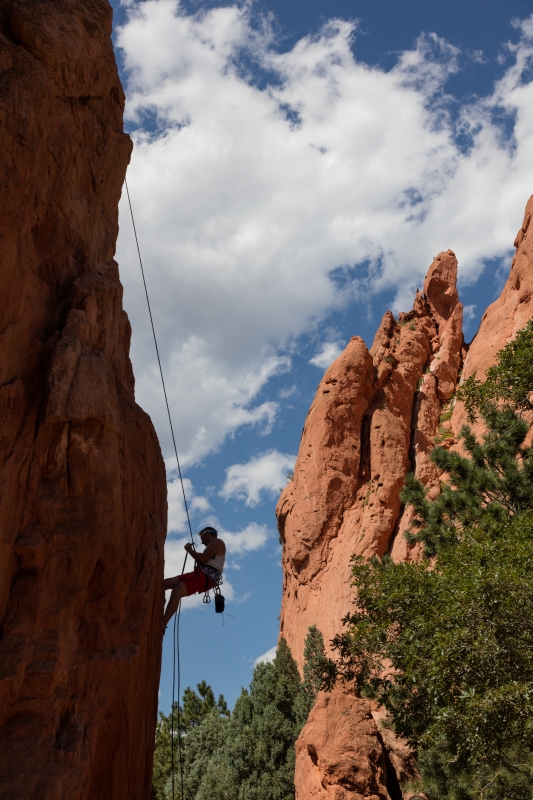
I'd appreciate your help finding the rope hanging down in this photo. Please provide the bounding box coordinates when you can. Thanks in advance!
[125,178,189,800]
[124,179,194,546]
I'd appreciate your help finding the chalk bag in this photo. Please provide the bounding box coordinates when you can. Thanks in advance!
[214,587,225,614]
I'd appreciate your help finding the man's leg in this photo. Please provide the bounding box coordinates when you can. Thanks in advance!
[164,575,183,590]
[163,581,187,627]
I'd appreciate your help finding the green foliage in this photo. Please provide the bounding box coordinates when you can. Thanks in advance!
[333,323,533,798]
[181,680,229,729]
[295,626,336,727]
[154,631,333,800]
[433,427,453,445]
[401,406,533,555]
[456,320,533,421]
[180,707,230,800]
[439,406,454,424]
[334,514,533,768]
[152,682,229,800]
[217,639,303,800]
[152,707,174,799]
[416,741,533,800]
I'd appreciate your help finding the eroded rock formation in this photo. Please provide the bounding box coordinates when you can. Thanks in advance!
[277,250,463,671]
[452,195,533,435]
[278,199,533,798]
[295,686,418,800]
[0,1,166,798]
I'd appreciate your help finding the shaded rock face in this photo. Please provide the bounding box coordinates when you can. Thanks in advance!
[280,197,533,797]
[0,2,167,798]
[296,684,418,800]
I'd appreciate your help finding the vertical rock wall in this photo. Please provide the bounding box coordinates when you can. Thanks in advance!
[278,200,533,797]
[277,250,463,672]
[452,195,533,435]
[0,2,167,798]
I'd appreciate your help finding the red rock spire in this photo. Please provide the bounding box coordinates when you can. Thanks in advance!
[277,248,466,797]
[281,200,533,795]
[0,2,166,797]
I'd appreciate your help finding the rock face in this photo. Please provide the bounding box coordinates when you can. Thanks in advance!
[452,195,533,435]
[277,250,463,672]
[295,685,418,800]
[279,198,533,797]
[0,2,167,798]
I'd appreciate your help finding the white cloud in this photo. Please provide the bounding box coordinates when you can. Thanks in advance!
[220,450,296,506]
[167,475,211,534]
[463,304,477,323]
[254,645,277,666]
[309,341,344,369]
[279,384,297,399]
[221,521,271,554]
[116,3,533,466]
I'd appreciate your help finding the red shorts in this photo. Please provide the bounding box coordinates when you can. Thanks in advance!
[179,568,215,597]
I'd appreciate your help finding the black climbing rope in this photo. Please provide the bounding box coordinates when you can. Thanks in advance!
[125,178,192,800]
[124,179,195,547]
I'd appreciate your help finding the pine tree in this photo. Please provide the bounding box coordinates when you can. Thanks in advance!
[152,682,229,800]
[401,405,533,554]
[456,319,533,420]
[157,638,307,800]
[295,625,336,727]
[219,637,303,800]
[332,322,533,799]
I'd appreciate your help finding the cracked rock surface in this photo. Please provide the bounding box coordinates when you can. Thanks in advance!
[0,1,166,798]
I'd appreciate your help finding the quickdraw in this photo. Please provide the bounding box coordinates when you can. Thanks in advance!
[203,578,225,613]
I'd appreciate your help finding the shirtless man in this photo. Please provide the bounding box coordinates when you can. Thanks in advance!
[163,526,226,627]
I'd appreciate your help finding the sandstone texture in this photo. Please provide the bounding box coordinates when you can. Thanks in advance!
[279,251,463,797]
[277,250,463,671]
[0,2,167,798]
[280,198,533,797]
[452,195,533,435]
[295,684,418,800]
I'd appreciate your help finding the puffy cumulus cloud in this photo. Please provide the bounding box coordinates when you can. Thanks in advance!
[165,520,270,569]
[254,645,277,666]
[309,341,344,369]
[220,521,271,554]
[220,449,296,506]
[116,2,533,466]
[167,476,211,534]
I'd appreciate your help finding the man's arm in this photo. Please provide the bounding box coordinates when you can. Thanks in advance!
[185,539,223,564]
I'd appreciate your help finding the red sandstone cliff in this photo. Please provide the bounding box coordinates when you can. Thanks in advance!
[452,195,533,435]
[277,249,463,672]
[278,197,533,798]
[0,2,167,798]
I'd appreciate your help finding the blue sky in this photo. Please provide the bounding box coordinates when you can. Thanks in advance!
[109,0,533,710]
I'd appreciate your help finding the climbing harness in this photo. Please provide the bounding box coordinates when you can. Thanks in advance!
[202,576,225,613]
[125,178,194,800]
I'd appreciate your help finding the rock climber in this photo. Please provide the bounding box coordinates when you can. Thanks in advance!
[163,526,226,627]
